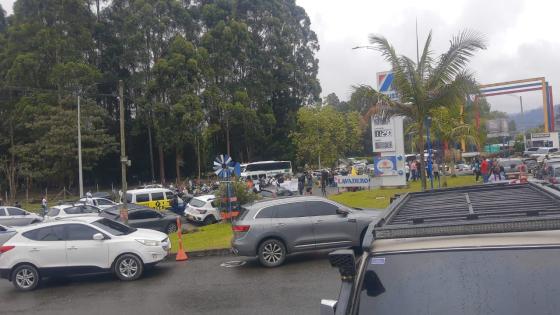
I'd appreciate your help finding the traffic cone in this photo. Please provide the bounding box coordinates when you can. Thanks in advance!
[175,217,188,261]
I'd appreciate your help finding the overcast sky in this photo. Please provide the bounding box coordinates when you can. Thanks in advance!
[2,0,559,114]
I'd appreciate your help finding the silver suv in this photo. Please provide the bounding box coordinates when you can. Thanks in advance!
[231,196,382,267]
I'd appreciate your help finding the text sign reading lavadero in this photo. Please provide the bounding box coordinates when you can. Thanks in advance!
[335,175,371,188]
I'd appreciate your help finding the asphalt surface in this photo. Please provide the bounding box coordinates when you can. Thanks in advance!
[0,252,340,315]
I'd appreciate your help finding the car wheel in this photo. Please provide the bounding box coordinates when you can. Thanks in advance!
[12,264,40,291]
[166,222,178,234]
[203,216,216,225]
[114,254,143,281]
[258,239,286,267]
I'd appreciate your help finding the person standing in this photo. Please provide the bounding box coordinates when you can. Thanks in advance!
[298,173,305,195]
[410,160,417,181]
[481,159,489,183]
[85,191,94,206]
[320,170,328,197]
[405,162,410,182]
[499,163,506,180]
[41,196,48,216]
[473,158,481,182]
[433,163,440,181]
[306,172,313,195]
[493,161,501,181]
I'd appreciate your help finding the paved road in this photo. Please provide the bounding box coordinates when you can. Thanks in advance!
[0,252,340,315]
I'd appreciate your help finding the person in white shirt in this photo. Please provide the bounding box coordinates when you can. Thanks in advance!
[41,196,48,216]
[85,191,94,206]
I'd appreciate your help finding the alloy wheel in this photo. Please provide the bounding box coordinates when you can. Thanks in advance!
[118,258,139,279]
[15,268,36,289]
[262,242,283,264]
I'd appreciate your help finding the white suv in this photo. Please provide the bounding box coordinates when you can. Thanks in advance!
[184,195,219,225]
[44,204,101,222]
[0,217,169,291]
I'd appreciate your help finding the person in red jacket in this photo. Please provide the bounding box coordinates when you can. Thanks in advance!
[480,159,489,183]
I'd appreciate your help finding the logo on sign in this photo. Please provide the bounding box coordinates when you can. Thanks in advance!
[376,159,394,172]
[377,71,398,101]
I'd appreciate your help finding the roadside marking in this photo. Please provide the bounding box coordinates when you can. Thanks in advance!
[220,260,247,268]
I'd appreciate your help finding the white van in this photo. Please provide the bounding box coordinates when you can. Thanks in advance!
[126,188,183,211]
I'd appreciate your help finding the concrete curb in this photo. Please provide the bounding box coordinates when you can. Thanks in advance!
[166,248,232,261]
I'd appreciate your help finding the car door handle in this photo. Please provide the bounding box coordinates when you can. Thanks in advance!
[315,219,324,223]
[347,218,357,223]
[276,223,286,226]
[29,248,40,252]
[67,246,78,250]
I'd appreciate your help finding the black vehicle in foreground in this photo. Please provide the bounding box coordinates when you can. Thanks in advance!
[322,183,560,315]
[100,204,179,234]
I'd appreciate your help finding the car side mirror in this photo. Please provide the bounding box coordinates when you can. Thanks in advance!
[336,208,349,216]
[320,299,337,315]
[93,233,105,241]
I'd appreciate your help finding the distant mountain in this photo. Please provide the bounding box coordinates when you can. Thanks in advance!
[508,105,559,131]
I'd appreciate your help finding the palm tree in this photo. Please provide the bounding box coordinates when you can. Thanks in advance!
[430,106,479,186]
[369,30,486,190]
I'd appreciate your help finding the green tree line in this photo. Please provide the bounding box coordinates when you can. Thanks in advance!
[0,0,321,199]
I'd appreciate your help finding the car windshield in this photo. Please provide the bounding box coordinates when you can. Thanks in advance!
[358,248,560,314]
[91,218,136,236]
[189,198,206,208]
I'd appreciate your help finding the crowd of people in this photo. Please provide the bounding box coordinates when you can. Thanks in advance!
[405,160,441,182]
[472,157,527,183]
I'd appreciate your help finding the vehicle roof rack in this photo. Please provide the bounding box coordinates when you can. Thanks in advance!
[373,183,560,239]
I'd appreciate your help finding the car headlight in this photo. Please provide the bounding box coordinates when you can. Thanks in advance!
[135,239,160,246]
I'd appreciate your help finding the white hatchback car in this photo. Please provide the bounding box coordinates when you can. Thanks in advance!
[0,217,169,291]
[44,204,101,222]
[184,195,219,225]
[78,197,118,210]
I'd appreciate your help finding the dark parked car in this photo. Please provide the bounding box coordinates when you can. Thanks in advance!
[100,204,179,234]
[232,196,382,267]
[322,183,560,315]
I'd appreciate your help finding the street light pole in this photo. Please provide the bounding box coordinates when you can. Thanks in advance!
[77,94,84,197]
[119,80,128,224]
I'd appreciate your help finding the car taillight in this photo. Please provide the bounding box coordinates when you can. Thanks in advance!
[232,225,250,232]
[0,246,15,254]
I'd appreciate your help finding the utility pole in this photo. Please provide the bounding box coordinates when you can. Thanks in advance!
[77,93,84,197]
[520,96,527,152]
[119,80,128,223]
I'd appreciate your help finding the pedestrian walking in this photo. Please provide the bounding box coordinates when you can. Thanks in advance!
[306,173,313,195]
[481,159,489,183]
[41,196,48,216]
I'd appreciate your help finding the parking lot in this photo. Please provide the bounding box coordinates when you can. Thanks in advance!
[0,253,339,315]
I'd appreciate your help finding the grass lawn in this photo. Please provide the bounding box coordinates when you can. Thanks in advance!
[330,175,478,209]
[169,222,233,253]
